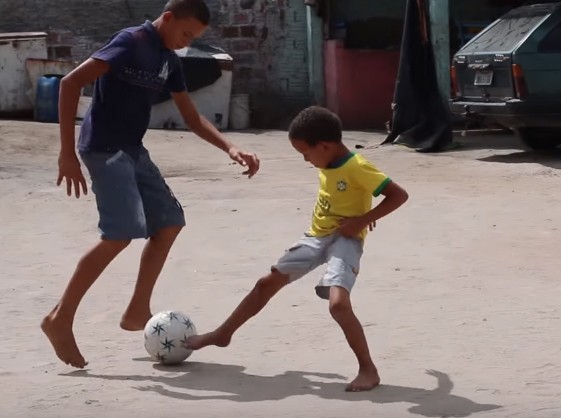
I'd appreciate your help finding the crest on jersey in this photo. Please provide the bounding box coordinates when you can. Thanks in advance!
[337,180,347,192]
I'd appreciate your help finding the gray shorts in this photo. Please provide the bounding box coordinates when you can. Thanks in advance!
[80,147,185,240]
[272,234,364,300]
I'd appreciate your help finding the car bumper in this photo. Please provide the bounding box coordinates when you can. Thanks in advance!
[449,99,561,128]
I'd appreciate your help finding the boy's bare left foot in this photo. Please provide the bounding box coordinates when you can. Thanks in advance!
[41,312,88,369]
[120,309,152,331]
[185,330,231,350]
[346,366,381,392]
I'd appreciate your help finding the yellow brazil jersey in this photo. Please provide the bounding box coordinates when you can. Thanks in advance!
[308,153,391,241]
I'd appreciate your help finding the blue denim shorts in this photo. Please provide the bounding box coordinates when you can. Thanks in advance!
[80,147,185,240]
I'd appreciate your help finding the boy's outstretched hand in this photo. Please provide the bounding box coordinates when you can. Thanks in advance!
[57,152,88,198]
[228,147,260,178]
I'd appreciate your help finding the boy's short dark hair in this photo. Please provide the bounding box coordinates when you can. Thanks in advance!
[164,0,211,25]
[288,106,343,146]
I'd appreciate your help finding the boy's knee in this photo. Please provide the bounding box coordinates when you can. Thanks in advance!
[329,300,352,320]
[168,225,184,235]
[151,225,183,242]
[100,238,131,252]
[329,288,353,320]
[254,271,289,297]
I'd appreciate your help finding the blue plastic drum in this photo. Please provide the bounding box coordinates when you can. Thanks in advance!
[35,75,63,123]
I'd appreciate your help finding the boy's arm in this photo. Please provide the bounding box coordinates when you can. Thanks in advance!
[338,180,408,238]
[171,91,259,178]
[57,58,110,198]
[338,159,409,237]
[361,180,409,224]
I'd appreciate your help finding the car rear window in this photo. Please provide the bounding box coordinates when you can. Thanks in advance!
[461,6,555,53]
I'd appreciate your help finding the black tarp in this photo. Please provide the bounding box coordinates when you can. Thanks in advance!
[382,0,453,153]
[179,42,224,93]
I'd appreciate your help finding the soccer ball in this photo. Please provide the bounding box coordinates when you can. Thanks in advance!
[144,310,197,365]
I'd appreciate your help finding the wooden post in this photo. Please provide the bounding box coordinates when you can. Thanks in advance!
[428,0,450,99]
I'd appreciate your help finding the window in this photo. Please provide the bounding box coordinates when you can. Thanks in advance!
[461,15,547,53]
[538,22,561,53]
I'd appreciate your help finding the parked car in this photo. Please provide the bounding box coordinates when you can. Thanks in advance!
[449,2,561,150]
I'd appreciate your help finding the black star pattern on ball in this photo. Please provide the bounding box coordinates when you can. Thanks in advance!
[182,317,193,329]
[151,323,165,336]
[180,333,189,348]
[168,312,179,322]
[161,337,175,353]
[156,352,167,362]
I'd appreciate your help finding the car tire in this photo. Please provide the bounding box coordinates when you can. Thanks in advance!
[515,128,561,151]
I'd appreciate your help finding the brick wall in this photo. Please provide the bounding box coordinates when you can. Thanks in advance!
[210,0,310,127]
[0,0,310,127]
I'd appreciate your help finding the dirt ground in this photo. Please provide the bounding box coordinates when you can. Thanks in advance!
[0,120,560,418]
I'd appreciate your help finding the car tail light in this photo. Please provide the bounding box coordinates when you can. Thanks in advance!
[450,66,461,98]
[512,64,528,99]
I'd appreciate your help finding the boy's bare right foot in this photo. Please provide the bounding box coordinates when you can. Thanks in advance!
[185,330,231,350]
[120,310,152,332]
[346,366,381,392]
[41,312,87,369]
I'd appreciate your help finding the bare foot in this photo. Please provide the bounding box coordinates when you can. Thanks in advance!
[41,312,88,369]
[345,366,381,392]
[120,309,152,331]
[185,330,231,350]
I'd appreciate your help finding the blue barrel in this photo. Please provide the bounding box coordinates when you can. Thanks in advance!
[35,75,62,123]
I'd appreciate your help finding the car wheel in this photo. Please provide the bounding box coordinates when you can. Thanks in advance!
[516,128,561,151]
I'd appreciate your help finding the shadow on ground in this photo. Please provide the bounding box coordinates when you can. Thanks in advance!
[478,149,561,170]
[449,130,523,152]
[434,130,561,169]
[64,362,501,417]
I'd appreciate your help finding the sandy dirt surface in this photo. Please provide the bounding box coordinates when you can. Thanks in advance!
[0,120,560,418]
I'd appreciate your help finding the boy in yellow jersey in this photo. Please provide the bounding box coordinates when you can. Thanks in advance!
[187,106,409,392]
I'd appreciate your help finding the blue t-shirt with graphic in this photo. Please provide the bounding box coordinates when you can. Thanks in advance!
[78,21,186,154]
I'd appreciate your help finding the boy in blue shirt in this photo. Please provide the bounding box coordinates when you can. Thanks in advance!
[41,0,260,369]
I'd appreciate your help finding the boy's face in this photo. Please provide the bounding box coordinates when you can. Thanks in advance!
[162,12,207,50]
[290,138,334,169]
